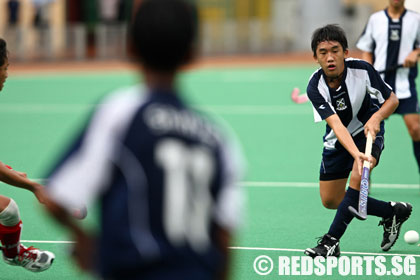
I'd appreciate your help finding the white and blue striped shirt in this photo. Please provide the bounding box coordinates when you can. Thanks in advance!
[357,9,420,99]
[307,59,392,149]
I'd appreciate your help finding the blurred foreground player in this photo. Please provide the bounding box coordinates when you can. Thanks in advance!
[44,0,244,279]
[303,25,412,257]
[0,38,54,272]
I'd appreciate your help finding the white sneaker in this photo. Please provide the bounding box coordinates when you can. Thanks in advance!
[3,244,55,272]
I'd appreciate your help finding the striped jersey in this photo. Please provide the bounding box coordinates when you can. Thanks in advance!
[46,85,244,279]
[357,8,420,99]
[307,58,392,149]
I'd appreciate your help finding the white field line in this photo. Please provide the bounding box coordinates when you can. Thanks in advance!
[18,241,420,258]
[229,246,420,258]
[34,179,417,190]
[196,105,311,115]
[21,240,75,244]
[241,181,419,189]
[0,104,311,115]
[0,104,95,113]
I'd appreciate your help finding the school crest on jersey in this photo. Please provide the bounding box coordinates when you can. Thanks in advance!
[390,29,400,41]
[336,98,347,111]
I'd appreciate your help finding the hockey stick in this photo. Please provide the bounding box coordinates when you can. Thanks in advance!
[348,132,373,220]
[378,64,404,74]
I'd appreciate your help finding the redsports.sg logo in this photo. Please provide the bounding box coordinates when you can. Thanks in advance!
[253,255,416,276]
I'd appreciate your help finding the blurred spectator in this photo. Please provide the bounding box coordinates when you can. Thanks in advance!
[67,0,83,23]
[7,0,20,25]
[32,0,56,27]
[99,0,119,23]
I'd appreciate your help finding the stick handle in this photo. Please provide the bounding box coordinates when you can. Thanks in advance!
[363,132,373,169]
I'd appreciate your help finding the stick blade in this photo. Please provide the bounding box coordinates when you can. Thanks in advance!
[348,205,367,220]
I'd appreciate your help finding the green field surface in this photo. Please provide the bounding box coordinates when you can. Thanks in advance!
[0,64,419,279]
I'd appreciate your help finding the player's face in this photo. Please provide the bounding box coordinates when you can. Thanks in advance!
[389,0,405,9]
[0,58,9,92]
[314,41,348,78]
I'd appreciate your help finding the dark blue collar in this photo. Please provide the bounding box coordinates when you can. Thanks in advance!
[384,8,407,21]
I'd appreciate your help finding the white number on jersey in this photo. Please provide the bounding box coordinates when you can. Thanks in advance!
[156,139,215,252]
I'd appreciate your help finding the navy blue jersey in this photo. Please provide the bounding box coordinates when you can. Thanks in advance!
[307,58,392,150]
[46,85,244,279]
[357,8,420,100]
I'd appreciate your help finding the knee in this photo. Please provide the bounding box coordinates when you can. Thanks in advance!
[0,195,11,212]
[321,198,340,209]
[407,123,420,141]
[0,198,20,226]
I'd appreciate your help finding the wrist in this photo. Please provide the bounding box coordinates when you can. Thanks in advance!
[30,183,43,193]
[350,146,361,160]
[371,112,383,124]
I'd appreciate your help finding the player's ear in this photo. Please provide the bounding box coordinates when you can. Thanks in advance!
[344,49,349,58]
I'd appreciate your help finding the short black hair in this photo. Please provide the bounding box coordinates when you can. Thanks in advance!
[130,0,198,72]
[0,38,7,67]
[311,24,348,56]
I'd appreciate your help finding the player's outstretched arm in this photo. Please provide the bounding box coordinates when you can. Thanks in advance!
[43,196,94,272]
[0,161,47,204]
[364,92,399,138]
[326,114,370,175]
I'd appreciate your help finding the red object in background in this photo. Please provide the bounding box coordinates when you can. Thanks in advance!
[67,0,83,23]
[5,165,12,169]
[291,87,309,104]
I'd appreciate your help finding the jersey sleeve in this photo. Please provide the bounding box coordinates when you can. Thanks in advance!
[46,86,144,212]
[365,62,393,103]
[307,75,336,122]
[357,16,374,52]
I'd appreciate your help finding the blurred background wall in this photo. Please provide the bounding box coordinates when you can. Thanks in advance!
[0,0,418,62]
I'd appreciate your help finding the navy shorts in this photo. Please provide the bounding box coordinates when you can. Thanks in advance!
[319,123,384,181]
[373,87,420,115]
[394,90,420,115]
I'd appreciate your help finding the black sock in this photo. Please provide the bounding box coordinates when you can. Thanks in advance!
[367,196,393,218]
[327,188,358,239]
[327,188,394,239]
[413,141,420,173]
